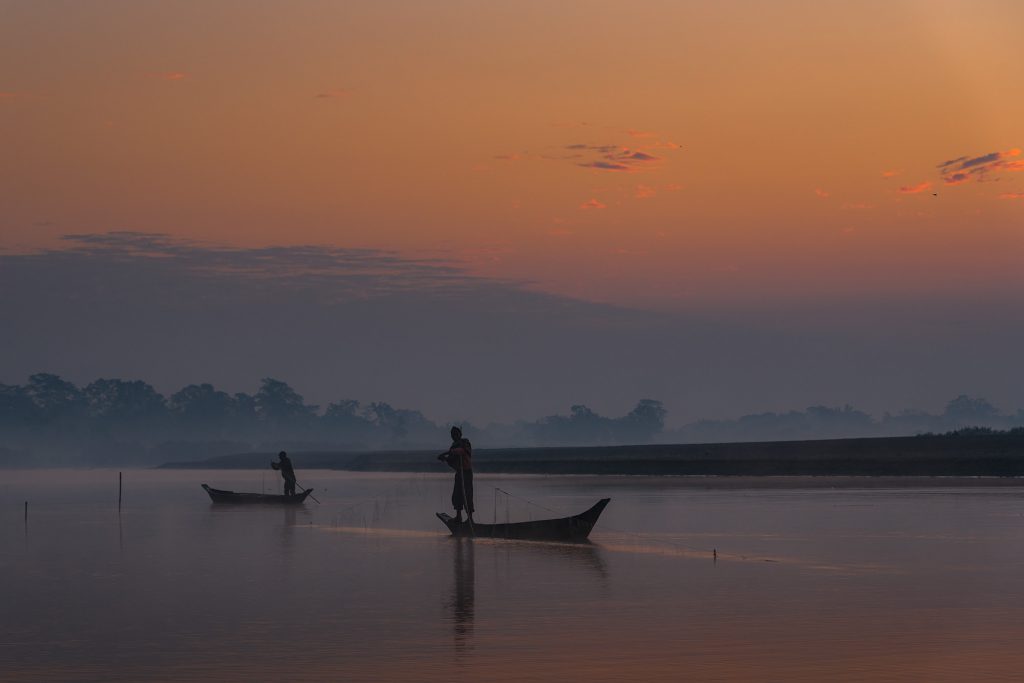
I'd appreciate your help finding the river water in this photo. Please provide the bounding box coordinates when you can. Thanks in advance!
[3,469,1024,681]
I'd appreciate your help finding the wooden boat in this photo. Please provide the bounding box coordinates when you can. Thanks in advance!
[436,498,609,542]
[201,483,313,505]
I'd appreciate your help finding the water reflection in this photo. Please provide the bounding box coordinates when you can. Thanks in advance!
[446,537,475,655]
[533,540,608,581]
[9,471,1024,682]
[282,507,297,552]
[485,538,609,583]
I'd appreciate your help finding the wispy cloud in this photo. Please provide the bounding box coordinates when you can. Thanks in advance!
[881,169,900,179]
[497,129,682,177]
[42,232,488,297]
[898,181,932,194]
[572,145,663,173]
[937,148,1022,185]
[634,185,656,199]
[999,192,1024,200]
[815,188,830,199]
[578,160,633,172]
[579,198,607,210]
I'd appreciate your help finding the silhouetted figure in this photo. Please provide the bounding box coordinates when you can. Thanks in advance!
[438,426,473,523]
[271,450,297,496]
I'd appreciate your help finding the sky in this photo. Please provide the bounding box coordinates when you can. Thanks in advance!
[1,1,1022,425]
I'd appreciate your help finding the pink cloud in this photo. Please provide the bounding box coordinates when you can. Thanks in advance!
[815,188,830,198]
[584,162,631,171]
[899,181,932,194]
[938,147,1022,184]
[634,185,656,199]
[573,146,663,173]
[504,129,682,178]
[579,198,607,210]
[998,192,1024,200]
[881,169,900,178]
[566,130,680,173]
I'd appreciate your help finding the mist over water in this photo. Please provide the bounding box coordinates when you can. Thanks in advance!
[5,470,1024,681]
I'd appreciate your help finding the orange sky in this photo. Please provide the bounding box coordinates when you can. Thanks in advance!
[2,0,1022,310]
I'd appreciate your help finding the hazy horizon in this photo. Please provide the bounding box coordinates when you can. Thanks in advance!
[4,1,1024,428]
[2,232,1023,428]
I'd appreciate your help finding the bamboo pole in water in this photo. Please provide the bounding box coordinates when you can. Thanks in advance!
[118,472,122,512]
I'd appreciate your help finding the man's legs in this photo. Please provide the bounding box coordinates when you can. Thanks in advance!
[452,474,464,522]
[463,470,474,522]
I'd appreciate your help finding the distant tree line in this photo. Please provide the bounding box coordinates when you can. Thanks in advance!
[663,395,1024,444]
[1,373,1022,466]
[0,374,666,466]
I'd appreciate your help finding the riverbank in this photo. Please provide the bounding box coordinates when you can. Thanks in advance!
[159,433,1024,477]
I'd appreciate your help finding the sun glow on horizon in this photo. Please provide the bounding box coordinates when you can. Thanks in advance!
[1,0,1022,310]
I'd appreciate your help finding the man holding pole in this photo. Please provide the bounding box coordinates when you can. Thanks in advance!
[438,426,474,524]
[271,450,297,496]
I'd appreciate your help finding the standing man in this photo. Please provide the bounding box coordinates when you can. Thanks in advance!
[438,426,473,523]
[271,450,297,496]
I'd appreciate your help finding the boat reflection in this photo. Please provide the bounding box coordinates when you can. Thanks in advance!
[444,537,609,658]
[447,537,475,654]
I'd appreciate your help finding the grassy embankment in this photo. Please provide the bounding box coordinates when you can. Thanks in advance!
[161,433,1024,477]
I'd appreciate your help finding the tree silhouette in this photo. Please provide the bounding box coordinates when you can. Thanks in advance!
[944,394,999,426]
[26,373,85,422]
[0,383,36,426]
[170,383,237,435]
[255,378,317,431]
[84,379,166,421]
[614,399,666,442]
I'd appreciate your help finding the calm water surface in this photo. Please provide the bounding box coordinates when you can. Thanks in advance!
[3,469,1024,681]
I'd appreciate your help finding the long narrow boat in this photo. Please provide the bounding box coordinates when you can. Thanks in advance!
[436,498,610,542]
[201,483,313,505]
